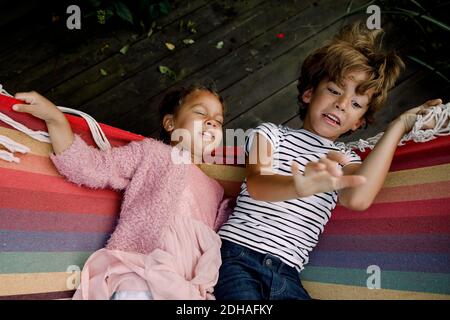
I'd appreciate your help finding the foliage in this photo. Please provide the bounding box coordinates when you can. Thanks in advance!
[85,0,173,32]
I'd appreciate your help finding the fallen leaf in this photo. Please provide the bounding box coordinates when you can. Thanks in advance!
[158,65,176,79]
[119,44,130,55]
[187,20,197,34]
[165,42,175,51]
[216,41,224,49]
[183,39,195,45]
[100,43,110,53]
[100,68,108,76]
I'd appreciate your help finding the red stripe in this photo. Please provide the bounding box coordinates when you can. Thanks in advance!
[315,235,450,253]
[373,181,450,204]
[0,208,116,233]
[333,198,450,220]
[324,215,450,235]
[0,94,144,147]
[0,153,59,176]
[0,290,75,300]
[0,167,120,200]
[357,135,450,171]
[0,187,121,216]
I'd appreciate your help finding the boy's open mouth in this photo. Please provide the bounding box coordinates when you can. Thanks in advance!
[322,113,341,126]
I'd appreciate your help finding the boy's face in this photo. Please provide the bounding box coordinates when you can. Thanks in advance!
[302,70,372,141]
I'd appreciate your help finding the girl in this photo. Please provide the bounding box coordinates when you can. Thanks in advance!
[12,85,232,300]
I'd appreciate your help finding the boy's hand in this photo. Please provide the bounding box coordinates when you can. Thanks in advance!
[291,151,366,198]
[396,98,442,133]
[12,91,65,124]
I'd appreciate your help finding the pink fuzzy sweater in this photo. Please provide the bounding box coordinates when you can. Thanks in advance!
[50,135,231,254]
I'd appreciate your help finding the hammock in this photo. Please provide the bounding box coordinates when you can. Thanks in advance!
[0,92,449,300]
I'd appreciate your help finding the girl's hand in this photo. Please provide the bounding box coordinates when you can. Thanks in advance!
[291,151,366,198]
[12,91,65,124]
[395,98,443,133]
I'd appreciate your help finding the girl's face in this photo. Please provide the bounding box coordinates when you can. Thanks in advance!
[302,70,372,141]
[163,90,224,160]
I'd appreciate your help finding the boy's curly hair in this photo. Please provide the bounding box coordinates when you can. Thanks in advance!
[158,84,225,144]
[297,22,405,126]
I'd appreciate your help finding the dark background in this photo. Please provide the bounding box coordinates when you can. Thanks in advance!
[1,0,449,144]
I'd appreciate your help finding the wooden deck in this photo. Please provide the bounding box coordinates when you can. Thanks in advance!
[1,0,449,144]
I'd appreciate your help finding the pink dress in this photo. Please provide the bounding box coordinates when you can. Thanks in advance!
[72,164,226,300]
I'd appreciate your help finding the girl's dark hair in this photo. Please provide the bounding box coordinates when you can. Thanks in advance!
[158,84,225,144]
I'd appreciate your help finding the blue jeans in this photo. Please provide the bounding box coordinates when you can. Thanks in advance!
[214,240,311,300]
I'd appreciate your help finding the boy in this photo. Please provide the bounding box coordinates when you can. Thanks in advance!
[215,22,441,300]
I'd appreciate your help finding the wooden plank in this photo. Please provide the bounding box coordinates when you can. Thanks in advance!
[226,81,299,132]
[223,21,420,134]
[115,0,365,137]
[69,0,311,131]
[43,0,268,107]
[2,0,210,93]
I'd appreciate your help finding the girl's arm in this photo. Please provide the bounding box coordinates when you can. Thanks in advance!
[246,133,366,202]
[12,91,148,190]
[338,98,444,211]
[13,91,74,154]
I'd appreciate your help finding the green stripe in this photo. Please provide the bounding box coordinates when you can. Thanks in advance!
[301,266,450,295]
[0,252,92,273]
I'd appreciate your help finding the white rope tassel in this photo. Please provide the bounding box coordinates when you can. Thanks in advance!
[57,107,111,151]
[0,150,20,163]
[0,135,30,154]
[0,135,30,163]
[341,103,450,152]
[0,84,13,97]
[402,104,450,144]
[0,84,112,163]
[0,111,51,143]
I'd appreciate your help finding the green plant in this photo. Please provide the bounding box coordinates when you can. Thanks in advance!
[85,0,173,32]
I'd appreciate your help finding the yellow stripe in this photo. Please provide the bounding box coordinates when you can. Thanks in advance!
[2,272,449,299]
[373,180,450,204]
[1,124,449,187]
[303,281,450,300]
[384,163,450,188]
[198,163,450,186]
[197,163,246,182]
[0,126,52,156]
[0,272,79,296]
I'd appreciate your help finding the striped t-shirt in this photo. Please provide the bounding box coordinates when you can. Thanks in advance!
[218,123,362,271]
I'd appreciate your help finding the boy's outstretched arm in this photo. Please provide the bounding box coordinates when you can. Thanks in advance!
[246,133,366,202]
[338,98,443,211]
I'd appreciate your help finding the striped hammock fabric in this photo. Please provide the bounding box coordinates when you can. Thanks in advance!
[0,93,449,299]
